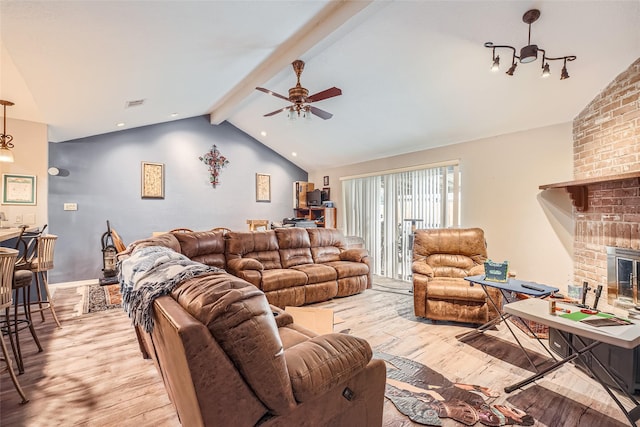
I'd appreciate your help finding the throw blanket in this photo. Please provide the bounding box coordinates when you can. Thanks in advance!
[119,246,221,333]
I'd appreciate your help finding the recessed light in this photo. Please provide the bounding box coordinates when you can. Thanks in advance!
[170,112,179,117]
[116,122,125,127]
[260,131,267,137]
[292,152,297,157]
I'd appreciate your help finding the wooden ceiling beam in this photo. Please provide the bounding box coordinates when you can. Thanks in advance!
[209,0,372,125]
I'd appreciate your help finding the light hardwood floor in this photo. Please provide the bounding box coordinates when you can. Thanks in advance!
[0,277,636,426]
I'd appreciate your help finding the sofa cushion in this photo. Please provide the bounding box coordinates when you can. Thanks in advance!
[276,228,314,268]
[307,228,345,263]
[261,269,308,292]
[279,323,318,349]
[323,260,369,279]
[174,230,226,269]
[426,277,491,302]
[172,272,297,415]
[291,263,337,284]
[227,230,282,269]
[284,333,372,402]
[426,254,476,278]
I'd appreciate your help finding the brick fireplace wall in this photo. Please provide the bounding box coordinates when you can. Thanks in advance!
[572,57,640,307]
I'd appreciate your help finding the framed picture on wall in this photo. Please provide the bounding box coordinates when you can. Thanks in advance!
[141,162,165,199]
[323,175,329,186]
[2,174,36,205]
[256,173,271,202]
[323,187,331,201]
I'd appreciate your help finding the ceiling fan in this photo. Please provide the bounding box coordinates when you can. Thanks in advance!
[256,59,342,120]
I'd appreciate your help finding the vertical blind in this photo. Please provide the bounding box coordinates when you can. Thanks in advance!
[342,163,459,280]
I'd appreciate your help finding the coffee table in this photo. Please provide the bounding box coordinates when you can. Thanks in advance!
[460,275,559,371]
[504,298,640,426]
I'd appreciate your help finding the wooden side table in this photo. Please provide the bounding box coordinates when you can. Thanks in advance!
[246,219,269,231]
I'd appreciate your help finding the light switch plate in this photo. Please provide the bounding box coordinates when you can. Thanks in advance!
[64,203,78,211]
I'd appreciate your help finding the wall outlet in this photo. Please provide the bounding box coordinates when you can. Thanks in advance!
[15,214,22,224]
[64,203,78,211]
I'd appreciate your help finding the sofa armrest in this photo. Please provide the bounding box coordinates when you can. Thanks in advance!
[271,305,294,328]
[284,333,373,403]
[227,257,264,271]
[412,261,434,277]
[339,248,368,262]
[468,264,485,276]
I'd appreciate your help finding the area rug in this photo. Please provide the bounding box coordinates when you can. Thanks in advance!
[83,284,122,313]
[376,352,534,426]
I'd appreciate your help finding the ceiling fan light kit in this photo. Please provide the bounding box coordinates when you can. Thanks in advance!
[485,9,576,80]
[256,59,342,120]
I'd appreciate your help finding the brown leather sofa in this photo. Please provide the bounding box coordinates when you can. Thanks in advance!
[411,228,502,324]
[225,227,371,307]
[123,234,386,427]
[134,227,370,308]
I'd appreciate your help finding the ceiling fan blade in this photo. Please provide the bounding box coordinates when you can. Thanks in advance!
[263,107,288,117]
[256,87,290,102]
[309,106,333,120]
[307,87,342,103]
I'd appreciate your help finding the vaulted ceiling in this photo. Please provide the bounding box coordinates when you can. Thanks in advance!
[2,1,639,172]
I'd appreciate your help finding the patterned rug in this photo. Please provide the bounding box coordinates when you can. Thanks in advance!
[83,284,122,313]
[376,352,534,426]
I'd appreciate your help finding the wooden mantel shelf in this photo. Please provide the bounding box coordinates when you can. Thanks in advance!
[539,171,640,211]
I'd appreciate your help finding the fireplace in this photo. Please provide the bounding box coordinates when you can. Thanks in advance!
[606,246,640,307]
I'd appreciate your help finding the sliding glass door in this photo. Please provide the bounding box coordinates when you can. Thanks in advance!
[342,162,460,281]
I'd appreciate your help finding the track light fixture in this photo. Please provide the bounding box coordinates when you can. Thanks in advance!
[485,9,576,80]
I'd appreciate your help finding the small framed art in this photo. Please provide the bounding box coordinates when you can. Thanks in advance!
[2,174,36,205]
[323,175,329,186]
[141,162,165,199]
[256,173,271,202]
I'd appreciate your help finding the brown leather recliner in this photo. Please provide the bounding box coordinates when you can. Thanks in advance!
[412,228,501,324]
[120,232,386,427]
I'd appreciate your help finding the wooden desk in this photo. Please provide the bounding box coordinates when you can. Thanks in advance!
[504,298,640,426]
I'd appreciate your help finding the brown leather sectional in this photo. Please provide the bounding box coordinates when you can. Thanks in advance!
[121,229,386,426]
[159,227,371,307]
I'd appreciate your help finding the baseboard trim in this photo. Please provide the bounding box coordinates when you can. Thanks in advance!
[50,279,100,289]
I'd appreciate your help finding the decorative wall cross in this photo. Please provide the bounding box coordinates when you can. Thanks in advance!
[199,144,229,188]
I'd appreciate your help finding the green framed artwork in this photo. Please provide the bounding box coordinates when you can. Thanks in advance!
[2,174,37,205]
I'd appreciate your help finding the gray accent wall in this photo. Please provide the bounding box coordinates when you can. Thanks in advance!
[48,116,307,283]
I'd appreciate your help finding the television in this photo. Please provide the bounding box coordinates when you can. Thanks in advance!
[306,189,322,207]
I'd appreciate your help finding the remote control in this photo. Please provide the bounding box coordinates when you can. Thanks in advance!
[521,283,545,292]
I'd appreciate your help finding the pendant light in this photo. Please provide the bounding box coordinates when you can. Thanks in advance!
[0,100,15,163]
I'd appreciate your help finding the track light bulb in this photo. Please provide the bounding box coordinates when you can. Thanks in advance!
[491,55,500,72]
[560,65,570,80]
[542,63,550,78]
[506,63,517,76]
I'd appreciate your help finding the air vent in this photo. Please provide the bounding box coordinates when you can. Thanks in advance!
[125,99,145,108]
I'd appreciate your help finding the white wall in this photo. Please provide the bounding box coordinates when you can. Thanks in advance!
[310,122,575,287]
[0,117,48,228]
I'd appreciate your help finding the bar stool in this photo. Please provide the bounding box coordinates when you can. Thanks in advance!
[0,247,29,403]
[28,235,61,328]
[5,269,43,374]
